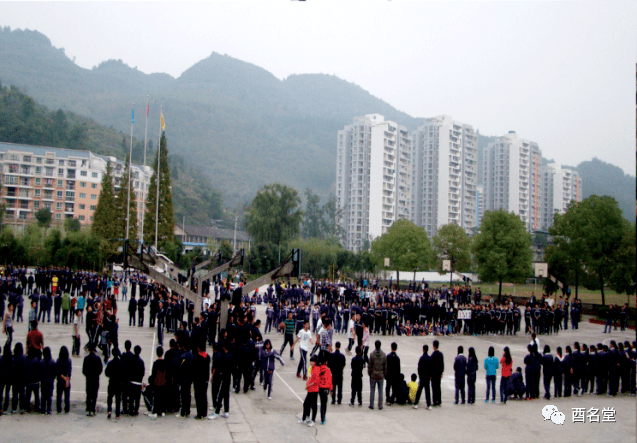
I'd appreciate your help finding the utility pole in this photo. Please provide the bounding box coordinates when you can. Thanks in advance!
[233,215,238,253]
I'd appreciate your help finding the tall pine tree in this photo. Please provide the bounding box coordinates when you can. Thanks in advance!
[113,154,138,242]
[91,160,117,254]
[143,133,175,250]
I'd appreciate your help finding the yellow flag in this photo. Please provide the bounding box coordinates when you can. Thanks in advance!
[160,110,166,131]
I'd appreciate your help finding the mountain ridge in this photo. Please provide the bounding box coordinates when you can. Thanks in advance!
[0,27,633,220]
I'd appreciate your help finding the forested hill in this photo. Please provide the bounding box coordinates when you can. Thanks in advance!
[0,84,224,226]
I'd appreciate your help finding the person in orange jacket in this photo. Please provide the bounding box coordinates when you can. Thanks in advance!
[317,355,333,425]
[299,355,320,427]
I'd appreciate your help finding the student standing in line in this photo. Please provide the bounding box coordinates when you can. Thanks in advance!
[453,346,467,405]
[413,344,432,410]
[368,340,387,410]
[208,341,233,420]
[484,346,499,403]
[55,346,71,413]
[499,347,512,404]
[317,356,333,425]
[11,342,26,414]
[148,346,168,419]
[328,341,346,405]
[540,345,554,400]
[553,346,565,398]
[40,346,56,415]
[349,346,364,407]
[299,355,319,427]
[193,342,211,420]
[466,347,478,404]
[430,340,444,407]
[82,343,103,417]
[105,348,124,419]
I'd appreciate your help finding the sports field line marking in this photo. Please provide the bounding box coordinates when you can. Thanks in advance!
[274,370,303,404]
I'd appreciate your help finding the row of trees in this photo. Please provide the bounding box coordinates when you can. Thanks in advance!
[243,182,634,304]
[0,224,107,270]
[546,195,635,305]
[91,132,176,260]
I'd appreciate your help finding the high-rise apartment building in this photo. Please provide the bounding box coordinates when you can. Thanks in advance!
[336,114,412,251]
[482,131,543,230]
[411,115,478,238]
[0,142,151,232]
[540,163,582,230]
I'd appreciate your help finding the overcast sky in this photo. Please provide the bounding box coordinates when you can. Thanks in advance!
[1,1,635,175]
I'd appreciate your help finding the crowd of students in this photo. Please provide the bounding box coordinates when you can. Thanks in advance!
[1,265,635,423]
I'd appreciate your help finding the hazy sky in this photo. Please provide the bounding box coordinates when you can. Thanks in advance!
[1,1,635,175]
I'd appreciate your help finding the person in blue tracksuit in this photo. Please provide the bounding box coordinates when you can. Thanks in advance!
[540,345,554,400]
[260,339,285,399]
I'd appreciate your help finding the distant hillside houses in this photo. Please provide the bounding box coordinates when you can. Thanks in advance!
[174,224,251,254]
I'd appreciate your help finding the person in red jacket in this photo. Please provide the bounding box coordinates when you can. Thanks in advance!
[299,355,320,427]
[318,355,333,425]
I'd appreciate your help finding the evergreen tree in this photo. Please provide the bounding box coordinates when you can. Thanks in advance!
[91,160,118,254]
[143,133,175,250]
[113,154,138,242]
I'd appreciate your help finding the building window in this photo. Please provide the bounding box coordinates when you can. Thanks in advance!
[78,215,85,221]
[80,170,87,177]
[90,205,96,210]
[91,194,97,200]
[56,213,62,220]
[56,202,63,210]
[57,191,63,199]
[35,177,41,185]
[57,179,63,186]
[79,204,85,210]
[91,183,97,189]
[92,172,98,178]
[33,201,40,209]
[80,182,86,188]
[79,193,86,199]
[34,189,41,197]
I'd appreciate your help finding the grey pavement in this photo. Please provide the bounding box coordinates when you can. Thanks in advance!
[1,300,635,443]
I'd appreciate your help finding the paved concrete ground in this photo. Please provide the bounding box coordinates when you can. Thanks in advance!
[1,300,634,443]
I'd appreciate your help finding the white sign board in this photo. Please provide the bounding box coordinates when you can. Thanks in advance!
[458,310,472,320]
[442,260,451,272]
[384,257,390,267]
[534,263,548,278]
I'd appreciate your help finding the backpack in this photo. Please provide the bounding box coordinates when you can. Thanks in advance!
[154,369,167,387]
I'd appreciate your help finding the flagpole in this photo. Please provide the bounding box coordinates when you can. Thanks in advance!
[141,95,149,246]
[154,106,162,251]
[126,105,134,242]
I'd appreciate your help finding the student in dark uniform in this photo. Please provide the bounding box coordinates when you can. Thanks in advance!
[349,346,364,407]
[453,346,467,405]
[328,342,346,405]
[193,342,210,419]
[540,345,554,400]
[466,347,478,404]
[82,343,103,416]
[105,348,124,419]
[430,340,444,407]
[128,296,137,327]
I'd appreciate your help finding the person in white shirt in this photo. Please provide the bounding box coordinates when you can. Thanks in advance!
[292,321,313,380]
[346,316,355,354]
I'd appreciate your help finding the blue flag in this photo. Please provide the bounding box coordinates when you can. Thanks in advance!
[132,109,135,124]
